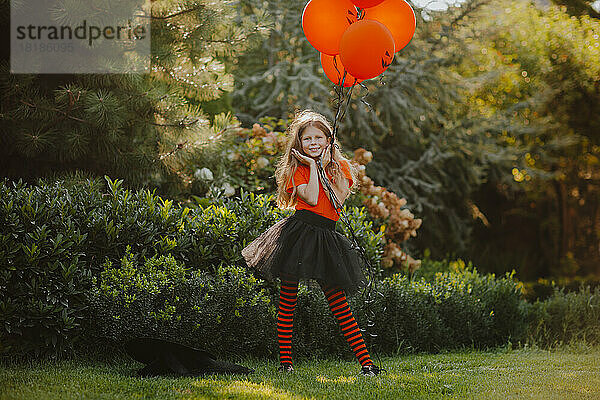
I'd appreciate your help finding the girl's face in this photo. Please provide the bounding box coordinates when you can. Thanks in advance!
[300,125,330,159]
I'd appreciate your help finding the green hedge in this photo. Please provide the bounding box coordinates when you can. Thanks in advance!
[525,285,600,347]
[0,177,383,358]
[85,248,275,358]
[1,177,597,360]
[84,250,528,360]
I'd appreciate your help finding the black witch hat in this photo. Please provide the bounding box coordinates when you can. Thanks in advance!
[123,337,254,377]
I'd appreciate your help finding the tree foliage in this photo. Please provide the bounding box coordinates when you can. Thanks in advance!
[453,0,600,278]
[231,0,521,261]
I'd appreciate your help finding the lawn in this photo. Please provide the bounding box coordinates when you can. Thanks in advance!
[1,346,599,400]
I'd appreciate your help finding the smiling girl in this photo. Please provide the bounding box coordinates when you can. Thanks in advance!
[242,110,381,376]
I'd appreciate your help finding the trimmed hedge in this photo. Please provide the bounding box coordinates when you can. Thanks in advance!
[86,249,275,358]
[0,177,383,358]
[1,177,596,360]
[84,250,528,360]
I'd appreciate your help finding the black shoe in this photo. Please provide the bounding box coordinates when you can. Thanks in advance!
[278,364,294,373]
[360,364,381,376]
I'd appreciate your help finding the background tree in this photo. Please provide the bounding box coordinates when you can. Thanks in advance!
[550,0,600,18]
[231,0,524,263]
[453,0,600,279]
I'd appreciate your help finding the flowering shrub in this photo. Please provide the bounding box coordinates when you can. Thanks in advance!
[226,118,289,194]
[353,148,423,273]
[187,117,288,198]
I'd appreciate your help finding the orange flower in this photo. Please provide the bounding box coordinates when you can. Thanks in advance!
[252,123,267,137]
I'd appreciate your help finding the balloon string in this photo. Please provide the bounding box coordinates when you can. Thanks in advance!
[315,158,387,374]
[357,81,373,112]
[332,55,343,84]
[321,76,386,374]
[331,76,355,143]
[357,8,365,20]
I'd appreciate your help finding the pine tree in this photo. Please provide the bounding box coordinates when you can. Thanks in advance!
[233,0,330,125]
[0,0,269,191]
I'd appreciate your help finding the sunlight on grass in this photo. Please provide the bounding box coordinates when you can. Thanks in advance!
[1,347,599,400]
[191,379,304,400]
[315,375,356,384]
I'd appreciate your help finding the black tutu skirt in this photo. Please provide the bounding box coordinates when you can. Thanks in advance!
[241,209,367,295]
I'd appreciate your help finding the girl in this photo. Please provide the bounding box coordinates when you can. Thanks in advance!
[242,110,381,376]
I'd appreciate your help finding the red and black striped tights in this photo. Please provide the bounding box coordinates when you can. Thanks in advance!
[277,279,374,367]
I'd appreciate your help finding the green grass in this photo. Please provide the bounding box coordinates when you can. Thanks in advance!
[1,346,599,400]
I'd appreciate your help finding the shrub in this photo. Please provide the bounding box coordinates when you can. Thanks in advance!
[361,275,452,354]
[82,251,528,360]
[403,258,528,347]
[435,260,528,346]
[363,266,526,353]
[282,260,527,357]
[521,276,600,302]
[0,180,93,359]
[85,249,275,359]
[0,177,382,274]
[410,251,460,281]
[0,177,385,359]
[525,285,600,347]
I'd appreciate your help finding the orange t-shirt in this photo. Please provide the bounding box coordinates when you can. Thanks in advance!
[285,159,354,221]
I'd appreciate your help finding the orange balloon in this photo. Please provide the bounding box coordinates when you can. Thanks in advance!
[350,0,385,8]
[302,0,359,55]
[320,53,362,87]
[339,20,395,80]
[363,0,416,52]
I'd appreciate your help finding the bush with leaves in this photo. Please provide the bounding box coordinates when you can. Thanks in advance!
[0,177,384,358]
[434,262,527,347]
[86,249,275,359]
[274,258,527,358]
[521,276,600,302]
[525,285,600,348]
[365,264,527,353]
[0,175,385,274]
[0,179,94,358]
[85,251,528,360]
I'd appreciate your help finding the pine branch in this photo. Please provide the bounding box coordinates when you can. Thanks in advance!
[146,5,205,20]
[19,100,89,124]
[198,22,271,45]
[150,118,200,127]
[156,125,236,161]
[159,140,190,160]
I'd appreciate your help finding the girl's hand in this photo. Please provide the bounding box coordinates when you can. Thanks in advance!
[292,148,316,167]
[320,144,332,167]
